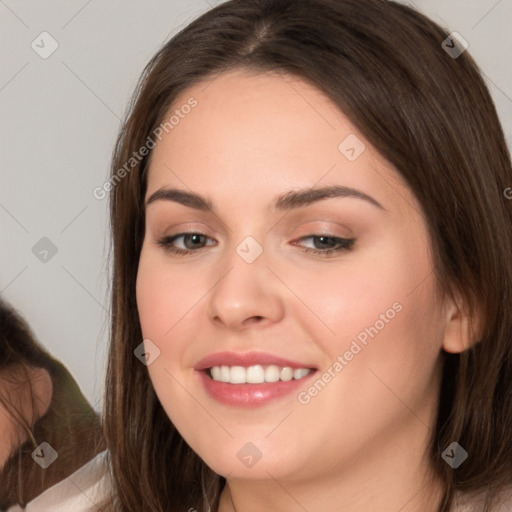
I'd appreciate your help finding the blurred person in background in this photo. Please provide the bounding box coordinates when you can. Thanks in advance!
[0,298,106,510]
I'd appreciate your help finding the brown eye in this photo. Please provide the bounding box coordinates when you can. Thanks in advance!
[293,235,355,255]
[156,232,216,255]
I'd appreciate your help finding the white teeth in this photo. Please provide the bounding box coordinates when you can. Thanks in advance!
[280,367,294,381]
[246,365,265,383]
[293,368,311,380]
[208,365,313,384]
[264,365,280,382]
[220,365,230,383]
[230,366,246,384]
[211,366,221,381]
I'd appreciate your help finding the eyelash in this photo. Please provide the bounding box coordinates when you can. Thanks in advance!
[156,232,355,257]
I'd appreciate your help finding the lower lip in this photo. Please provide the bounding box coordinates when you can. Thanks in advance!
[197,370,317,407]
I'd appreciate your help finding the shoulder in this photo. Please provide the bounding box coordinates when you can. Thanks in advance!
[6,450,111,512]
[452,486,512,512]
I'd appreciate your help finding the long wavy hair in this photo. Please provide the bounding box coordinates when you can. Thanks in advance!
[101,0,512,510]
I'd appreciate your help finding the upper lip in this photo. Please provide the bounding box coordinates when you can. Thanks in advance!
[194,351,317,371]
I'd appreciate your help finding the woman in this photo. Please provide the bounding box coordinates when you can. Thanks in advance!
[0,299,106,510]
[97,0,511,510]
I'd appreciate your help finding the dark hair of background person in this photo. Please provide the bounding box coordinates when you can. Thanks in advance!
[0,299,106,508]
[99,0,512,510]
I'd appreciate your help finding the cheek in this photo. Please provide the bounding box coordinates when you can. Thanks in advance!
[135,250,198,420]
[280,236,440,351]
[135,246,216,415]
[288,277,443,464]
[136,247,201,344]
[289,235,443,400]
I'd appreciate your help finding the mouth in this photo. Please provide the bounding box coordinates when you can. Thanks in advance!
[204,364,315,384]
[194,351,318,406]
[196,360,318,407]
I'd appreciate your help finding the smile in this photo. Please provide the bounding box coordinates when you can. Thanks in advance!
[209,364,313,384]
[197,367,317,408]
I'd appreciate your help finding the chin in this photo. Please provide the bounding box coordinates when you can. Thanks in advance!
[194,438,305,481]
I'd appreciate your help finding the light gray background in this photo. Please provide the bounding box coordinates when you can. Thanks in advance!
[1,0,511,412]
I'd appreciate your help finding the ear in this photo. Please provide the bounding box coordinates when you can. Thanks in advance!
[442,291,483,354]
[27,367,53,422]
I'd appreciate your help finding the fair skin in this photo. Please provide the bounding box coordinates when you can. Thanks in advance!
[0,366,53,470]
[136,69,474,512]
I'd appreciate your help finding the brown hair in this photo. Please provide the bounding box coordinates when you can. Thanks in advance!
[102,0,512,510]
[0,299,106,508]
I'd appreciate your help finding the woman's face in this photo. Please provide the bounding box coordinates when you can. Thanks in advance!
[136,69,453,483]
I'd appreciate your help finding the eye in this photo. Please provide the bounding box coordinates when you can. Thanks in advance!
[156,232,355,257]
[156,232,216,255]
[293,235,355,256]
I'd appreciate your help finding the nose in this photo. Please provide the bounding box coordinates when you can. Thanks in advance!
[207,250,285,331]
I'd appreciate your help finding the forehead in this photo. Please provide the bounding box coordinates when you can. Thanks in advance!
[153,68,354,163]
[146,69,416,216]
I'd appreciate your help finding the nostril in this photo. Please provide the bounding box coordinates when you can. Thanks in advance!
[247,315,264,323]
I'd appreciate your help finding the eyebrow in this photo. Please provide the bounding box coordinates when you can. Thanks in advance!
[145,185,386,212]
